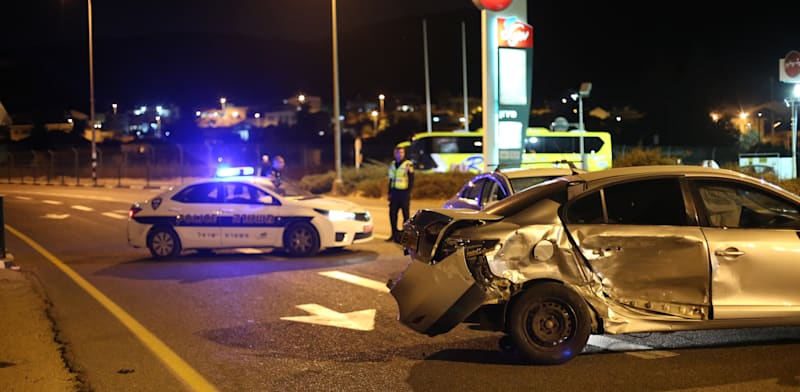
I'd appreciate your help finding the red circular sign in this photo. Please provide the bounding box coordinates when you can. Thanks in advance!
[785,50,800,78]
[472,0,513,12]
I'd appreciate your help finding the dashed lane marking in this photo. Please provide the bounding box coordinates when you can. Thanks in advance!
[72,205,94,211]
[102,212,128,220]
[319,270,390,293]
[14,196,32,200]
[42,200,63,205]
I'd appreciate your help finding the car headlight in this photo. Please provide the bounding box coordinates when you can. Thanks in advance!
[315,208,357,221]
[439,237,500,259]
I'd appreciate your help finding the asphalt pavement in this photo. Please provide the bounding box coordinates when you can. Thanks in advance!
[0,179,446,391]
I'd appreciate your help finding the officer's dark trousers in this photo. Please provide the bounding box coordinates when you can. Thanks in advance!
[389,190,411,241]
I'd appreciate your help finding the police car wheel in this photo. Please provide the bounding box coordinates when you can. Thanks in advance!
[284,222,320,257]
[147,226,182,259]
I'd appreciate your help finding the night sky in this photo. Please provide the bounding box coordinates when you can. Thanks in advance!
[2,1,798,142]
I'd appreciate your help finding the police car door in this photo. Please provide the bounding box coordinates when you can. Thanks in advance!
[170,181,224,249]
[219,182,282,248]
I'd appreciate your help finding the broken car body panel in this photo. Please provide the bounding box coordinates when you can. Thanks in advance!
[389,166,800,359]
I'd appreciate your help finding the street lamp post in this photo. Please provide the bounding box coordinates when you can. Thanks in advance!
[572,82,592,171]
[792,84,800,179]
[378,94,385,115]
[88,0,97,186]
[331,0,343,190]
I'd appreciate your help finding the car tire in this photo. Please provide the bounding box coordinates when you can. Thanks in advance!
[147,226,182,259]
[507,282,591,365]
[283,222,320,257]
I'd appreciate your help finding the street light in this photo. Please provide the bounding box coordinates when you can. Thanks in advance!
[331,0,343,190]
[570,82,592,171]
[791,83,800,178]
[371,110,379,130]
[88,0,97,186]
[378,94,385,115]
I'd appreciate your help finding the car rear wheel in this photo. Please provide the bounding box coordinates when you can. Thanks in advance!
[284,222,320,257]
[507,282,591,365]
[147,226,182,259]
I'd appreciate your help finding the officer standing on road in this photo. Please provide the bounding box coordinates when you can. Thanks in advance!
[258,154,271,177]
[269,155,285,185]
[387,146,414,242]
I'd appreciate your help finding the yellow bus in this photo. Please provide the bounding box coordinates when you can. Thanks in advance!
[398,128,612,173]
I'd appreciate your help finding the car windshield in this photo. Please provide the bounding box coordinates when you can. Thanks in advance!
[263,178,318,199]
[509,176,561,193]
[484,177,568,217]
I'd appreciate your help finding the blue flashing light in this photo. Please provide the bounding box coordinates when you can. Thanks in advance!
[216,166,255,177]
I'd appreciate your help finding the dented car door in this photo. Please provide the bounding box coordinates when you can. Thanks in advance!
[564,177,711,319]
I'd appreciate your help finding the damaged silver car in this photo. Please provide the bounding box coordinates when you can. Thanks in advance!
[388,165,800,364]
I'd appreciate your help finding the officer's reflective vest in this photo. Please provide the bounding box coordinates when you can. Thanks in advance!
[389,160,413,190]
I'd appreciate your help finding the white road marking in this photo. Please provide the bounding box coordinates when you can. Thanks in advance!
[71,205,94,211]
[42,200,63,205]
[588,335,654,351]
[102,212,128,220]
[43,213,70,219]
[281,304,376,331]
[15,196,32,200]
[626,350,679,359]
[588,334,678,359]
[235,248,265,254]
[319,270,390,293]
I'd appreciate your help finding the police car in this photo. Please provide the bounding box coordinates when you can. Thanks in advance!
[127,168,373,258]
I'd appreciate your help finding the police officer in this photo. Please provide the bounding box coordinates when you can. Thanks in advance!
[387,146,414,242]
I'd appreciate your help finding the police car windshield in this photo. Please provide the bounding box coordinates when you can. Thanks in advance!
[264,179,318,199]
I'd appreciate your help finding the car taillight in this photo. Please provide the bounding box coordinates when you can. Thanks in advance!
[129,205,142,219]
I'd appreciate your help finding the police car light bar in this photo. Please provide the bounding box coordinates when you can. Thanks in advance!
[216,166,255,177]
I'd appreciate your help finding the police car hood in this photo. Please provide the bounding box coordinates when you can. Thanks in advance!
[287,196,365,212]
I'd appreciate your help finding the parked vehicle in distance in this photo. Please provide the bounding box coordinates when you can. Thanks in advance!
[390,165,800,364]
[443,166,579,210]
[128,169,373,258]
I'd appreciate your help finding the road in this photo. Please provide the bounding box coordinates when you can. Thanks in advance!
[1,184,800,391]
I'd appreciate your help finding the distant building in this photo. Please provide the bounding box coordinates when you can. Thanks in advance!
[195,95,322,130]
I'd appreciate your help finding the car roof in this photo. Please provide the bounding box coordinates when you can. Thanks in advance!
[563,165,800,198]
[566,165,747,183]
[499,167,575,179]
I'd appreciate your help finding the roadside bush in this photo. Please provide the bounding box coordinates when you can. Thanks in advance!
[411,172,474,199]
[614,147,678,167]
[298,160,390,195]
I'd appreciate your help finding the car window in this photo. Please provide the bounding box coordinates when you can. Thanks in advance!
[461,178,485,201]
[480,179,504,206]
[484,178,568,217]
[565,178,687,225]
[509,176,558,193]
[172,183,221,203]
[565,191,604,224]
[604,178,687,225]
[691,180,800,229]
[223,183,271,204]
